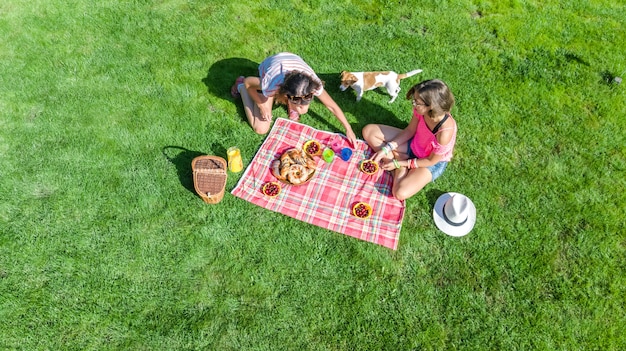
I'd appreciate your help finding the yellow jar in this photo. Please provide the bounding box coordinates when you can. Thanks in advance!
[227,147,243,173]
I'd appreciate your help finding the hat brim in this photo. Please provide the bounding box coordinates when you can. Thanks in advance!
[433,192,476,237]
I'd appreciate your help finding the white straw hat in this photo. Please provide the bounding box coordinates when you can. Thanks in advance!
[433,192,476,237]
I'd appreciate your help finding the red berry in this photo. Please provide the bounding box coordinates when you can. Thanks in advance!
[354,203,371,218]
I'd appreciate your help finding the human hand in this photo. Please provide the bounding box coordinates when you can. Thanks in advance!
[345,129,358,148]
[370,151,386,164]
[380,159,400,171]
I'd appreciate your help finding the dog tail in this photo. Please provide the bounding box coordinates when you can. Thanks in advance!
[398,69,423,80]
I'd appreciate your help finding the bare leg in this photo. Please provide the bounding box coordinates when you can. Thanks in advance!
[363,123,431,200]
[392,167,432,200]
[362,124,403,151]
[362,124,411,160]
[239,85,272,135]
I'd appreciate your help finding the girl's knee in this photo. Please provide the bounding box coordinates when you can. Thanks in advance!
[362,124,376,141]
[253,125,270,135]
[393,188,412,201]
[393,173,430,200]
[362,123,374,134]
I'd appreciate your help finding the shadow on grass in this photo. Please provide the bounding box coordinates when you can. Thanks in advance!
[202,57,259,101]
[425,188,446,210]
[600,70,623,86]
[202,57,259,123]
[201,58,405,136]
[317,73,404,130]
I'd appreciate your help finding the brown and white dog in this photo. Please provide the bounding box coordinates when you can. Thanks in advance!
[339,69,423,103]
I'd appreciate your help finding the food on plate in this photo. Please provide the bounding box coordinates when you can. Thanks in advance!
[359,159,379,175]
[286,164,310,184]
[262,181,281,197]
[271,148,316,185]
[352,202,373,219]
[303,140,322,156]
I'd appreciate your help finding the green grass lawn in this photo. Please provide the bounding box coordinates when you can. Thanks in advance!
[1,0,625,349]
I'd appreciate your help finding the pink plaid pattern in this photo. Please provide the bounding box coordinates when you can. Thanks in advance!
[231,118,406,250]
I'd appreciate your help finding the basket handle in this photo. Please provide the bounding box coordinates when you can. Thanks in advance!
[193,169,226,175]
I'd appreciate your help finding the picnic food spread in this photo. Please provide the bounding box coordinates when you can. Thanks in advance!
[271,148,317,185]
[359,159,379,175]
[232,118,405,250]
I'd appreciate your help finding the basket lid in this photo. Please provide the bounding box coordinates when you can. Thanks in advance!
[192,155,227,203]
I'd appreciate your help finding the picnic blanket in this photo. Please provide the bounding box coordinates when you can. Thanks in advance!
[231,118,405,250]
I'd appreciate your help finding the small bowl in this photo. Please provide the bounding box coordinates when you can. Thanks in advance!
[352,202,373,219]
[303,140,322,157]
[262,181,282,197]
[359,160,379,175]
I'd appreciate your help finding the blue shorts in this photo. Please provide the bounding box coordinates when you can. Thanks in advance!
[407,141,448,182]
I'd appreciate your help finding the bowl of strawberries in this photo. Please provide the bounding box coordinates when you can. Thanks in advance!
[303,140,322,157]
[352,202,373,219]
[359,159,379,175]
[261,181,282,197]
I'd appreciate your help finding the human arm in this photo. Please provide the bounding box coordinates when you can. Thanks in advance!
[243,77,274,121]
[380,153,444,171]
[370,116,419,164]
[380,126,454,171]
[316,90,357,147]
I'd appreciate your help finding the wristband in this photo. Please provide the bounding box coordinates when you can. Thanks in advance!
[392,159,400,169]
[408,159,419,169]
[381,144,392,155]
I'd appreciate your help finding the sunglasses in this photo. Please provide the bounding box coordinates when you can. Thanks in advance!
[287,93,314,105]
[412,99,428,107]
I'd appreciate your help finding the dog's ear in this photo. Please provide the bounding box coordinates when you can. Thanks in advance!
[346,73,358,85]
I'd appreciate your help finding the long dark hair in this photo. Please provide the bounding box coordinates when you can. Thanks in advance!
[278,71,322,98]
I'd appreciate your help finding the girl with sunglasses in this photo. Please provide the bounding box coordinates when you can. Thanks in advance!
[232,52,357,146]
[362,79,458,200]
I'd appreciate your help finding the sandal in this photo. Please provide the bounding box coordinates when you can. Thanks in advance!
[230,76,245,98]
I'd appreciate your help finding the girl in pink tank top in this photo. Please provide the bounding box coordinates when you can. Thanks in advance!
[410,109,457,161]
[362,79,458,200]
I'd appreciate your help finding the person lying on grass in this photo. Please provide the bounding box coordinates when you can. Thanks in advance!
[231,52,357,146]
[362,79,457,200]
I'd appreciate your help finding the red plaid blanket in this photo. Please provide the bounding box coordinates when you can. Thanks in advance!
[231,118,405,250]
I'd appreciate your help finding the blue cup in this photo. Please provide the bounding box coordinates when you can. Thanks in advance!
[340,147,353,161]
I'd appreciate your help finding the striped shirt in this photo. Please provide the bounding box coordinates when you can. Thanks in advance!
[258,52,324,97]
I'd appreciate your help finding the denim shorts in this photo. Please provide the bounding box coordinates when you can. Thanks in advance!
[407,141,448,182]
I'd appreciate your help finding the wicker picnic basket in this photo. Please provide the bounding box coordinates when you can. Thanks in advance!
[191,155,227,204]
